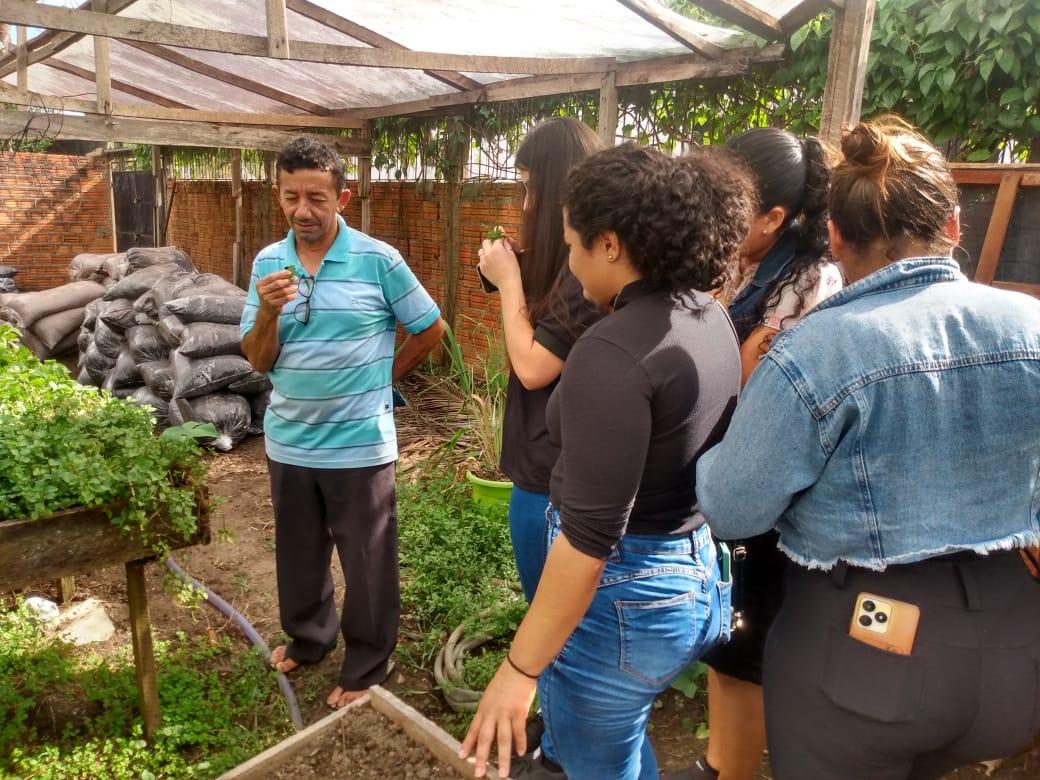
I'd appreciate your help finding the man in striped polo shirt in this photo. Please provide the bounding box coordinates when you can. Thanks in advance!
[241,138,444,709]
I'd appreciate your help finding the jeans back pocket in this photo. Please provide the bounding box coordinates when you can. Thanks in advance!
[616,590,704,688]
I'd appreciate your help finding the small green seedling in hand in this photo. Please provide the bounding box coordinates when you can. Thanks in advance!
[284,265,298,282]
[486,226,505,242]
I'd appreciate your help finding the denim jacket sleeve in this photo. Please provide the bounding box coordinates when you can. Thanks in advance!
[696,354,828,540]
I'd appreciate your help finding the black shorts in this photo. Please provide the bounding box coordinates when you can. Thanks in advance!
[703,531,787,685]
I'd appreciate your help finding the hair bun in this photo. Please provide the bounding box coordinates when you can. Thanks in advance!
[840,123,891,178]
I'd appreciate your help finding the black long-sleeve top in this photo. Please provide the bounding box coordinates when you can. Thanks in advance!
[546,279,740,559]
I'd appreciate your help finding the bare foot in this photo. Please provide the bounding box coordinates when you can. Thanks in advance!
[269,645,300,674]
[326,685,368,709]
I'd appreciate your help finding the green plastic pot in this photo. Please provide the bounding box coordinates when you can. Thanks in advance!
[465,472,513,507]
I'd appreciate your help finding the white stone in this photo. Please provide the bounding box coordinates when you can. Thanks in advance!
[54,599,116,646]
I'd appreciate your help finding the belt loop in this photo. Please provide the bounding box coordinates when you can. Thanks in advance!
[829,561,849,589]
[955,561,982,611]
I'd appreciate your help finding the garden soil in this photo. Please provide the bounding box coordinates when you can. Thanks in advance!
[16,375,1040,779]
[271,706,460,779]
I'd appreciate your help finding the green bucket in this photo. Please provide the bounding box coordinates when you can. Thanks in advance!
[466,472,513,507]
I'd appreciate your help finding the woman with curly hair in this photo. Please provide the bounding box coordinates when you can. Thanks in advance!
[476,117,603,603]
[697,117,1040,778]
[460,143,755,780]
[670,128,842,780]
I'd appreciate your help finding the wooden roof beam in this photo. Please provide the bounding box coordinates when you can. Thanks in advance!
[688,1,784,40]
[0,81,364,128]
[0,0,139,79]
[43,58,193,108]
[0,0,614,74]
[341,43,784,120]
[123,41,330,115]
[615,0,725,58]
[780,0,846,34]
[0,108,370,155]
[285,0,481,92]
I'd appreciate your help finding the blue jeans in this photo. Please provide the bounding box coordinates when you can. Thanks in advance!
[508,486,551,603]
[539,510,730,779]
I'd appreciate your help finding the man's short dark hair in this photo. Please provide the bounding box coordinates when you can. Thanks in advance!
[276,138,346,191]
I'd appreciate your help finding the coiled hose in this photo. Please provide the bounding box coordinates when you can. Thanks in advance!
[165,556,304,731]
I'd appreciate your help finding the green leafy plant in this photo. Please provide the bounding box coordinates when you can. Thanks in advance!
[0,326,207,556]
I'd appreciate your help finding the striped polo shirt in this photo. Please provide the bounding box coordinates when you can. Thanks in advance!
[240,215,440,469]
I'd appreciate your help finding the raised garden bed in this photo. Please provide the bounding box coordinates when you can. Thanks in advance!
[219,686,503,780]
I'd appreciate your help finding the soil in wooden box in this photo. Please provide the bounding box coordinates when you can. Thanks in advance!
[272,706,462,779]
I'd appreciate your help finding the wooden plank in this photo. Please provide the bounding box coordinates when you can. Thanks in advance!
[616,0,724,58]
[0,497,210,592]
[125,559,161,742]
[217,695,372,779]
[15,24,27,91]
[231,148,246,288]
[442,118,468,335]
[358,120,372,234]
[974,173,1022,285]
[44,58,194,108]
[0,0,614,75]
[949,163,1040,186]
[342,44,783,120]
[0,82,364,128]
[597,69,618,144]
[285,0,481,92]
[151,145,165,246]
[0,109,371,155]
[0,0,140,79]
[266,0,289,59]
[370,686,503,780]
[91,0,111,115]
[689,0,784,40]
[124,41,331,116]
[818,0,876,146]
[780,0,844,34]
[992,280,1040,299]
[54,576,76,603]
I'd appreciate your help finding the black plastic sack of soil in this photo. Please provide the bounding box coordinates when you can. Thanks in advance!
[171,351,254,399]
[227,370,271,395]
[127,324,169,364]
[76,367,92,387]
[134,290,158,318]
[157,313,185,346]
[125,246,194,274]
[0,278,17,294]
[76,326,92,356]
[248,389,270,436]
[170,273,245,301]
[93,318,126,359]
[0,265,18,278]
[0,281,106,329]
[99,254,127,286]
[167,392,251,452]
[139,359,174,399]
[99,298,138,332]
[108,348,142,389]
[84,343,115,384]
[104,263,186,301]
[108,384,142,399]
[129,387,169,422]
[178,322,243,358]
[83,298,102,329]
[163,295,246,325]
[151,272,199,307]
[30,306,85,351]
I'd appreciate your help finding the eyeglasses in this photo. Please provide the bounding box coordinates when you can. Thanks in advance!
[294,276,315,325]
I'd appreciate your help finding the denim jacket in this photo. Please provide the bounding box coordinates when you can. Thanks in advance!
[727,230,796,343]
[697,257,1040,570]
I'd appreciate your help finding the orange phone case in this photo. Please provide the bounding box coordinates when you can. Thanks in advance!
[848,592,920,655]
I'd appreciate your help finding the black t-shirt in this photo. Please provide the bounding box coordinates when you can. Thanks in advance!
[547,280,740,559]
[499,271,602,494]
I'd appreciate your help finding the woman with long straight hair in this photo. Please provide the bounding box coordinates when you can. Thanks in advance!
[477,117,603,603]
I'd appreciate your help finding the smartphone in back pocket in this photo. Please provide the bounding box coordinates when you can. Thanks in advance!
[849,592,920,655]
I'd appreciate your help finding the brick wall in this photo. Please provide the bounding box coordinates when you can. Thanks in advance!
[0,151,113,291]
[165,177,523,366]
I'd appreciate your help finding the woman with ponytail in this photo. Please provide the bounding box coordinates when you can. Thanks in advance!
[696,116,1040,779]
[668,128,841,780]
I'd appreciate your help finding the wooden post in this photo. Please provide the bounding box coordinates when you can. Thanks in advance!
[91,0,112,115]
[125,559,161,742]
[597,69,618,146]
[260,151,276,248]
[818,0,876,146]
[265,0,290,59]
[230,148,246,288]
[53,576,76,603]
[15,25,26,91]
[358,121,372,234]
[974,173,1022,286]
[151,145,167,246]
[441,118,469,337]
